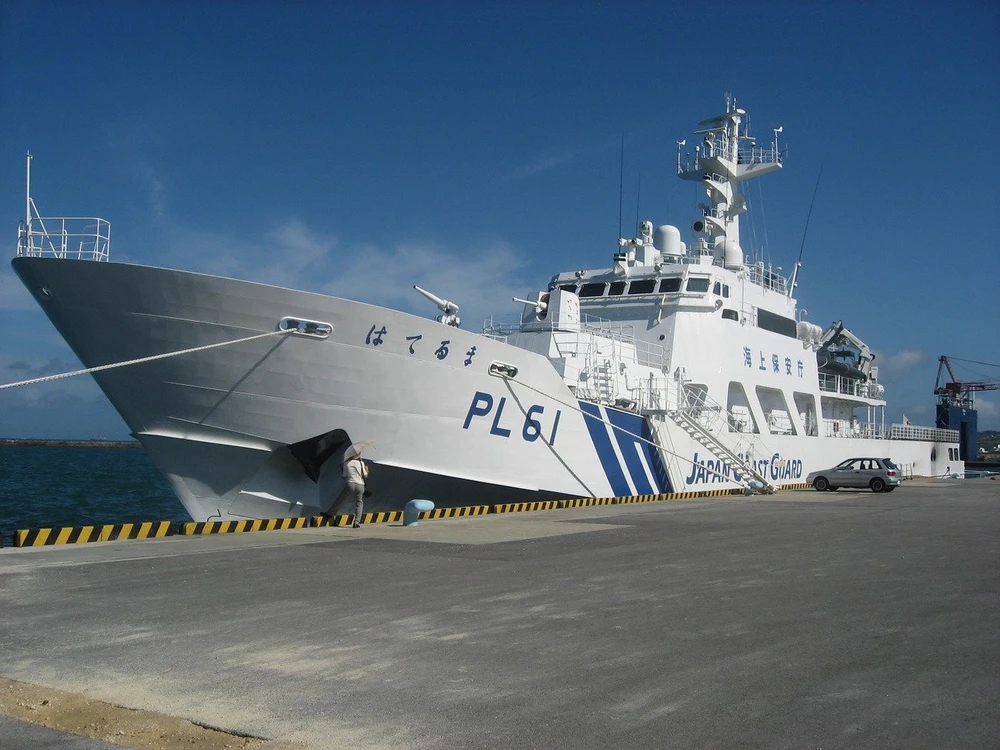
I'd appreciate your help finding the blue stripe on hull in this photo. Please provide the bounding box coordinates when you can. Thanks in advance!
[579,402,672,496]
[579,402,631,495]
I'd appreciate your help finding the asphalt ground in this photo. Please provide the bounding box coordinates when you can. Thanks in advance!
[0,715,122,749]
[1,479,997,749]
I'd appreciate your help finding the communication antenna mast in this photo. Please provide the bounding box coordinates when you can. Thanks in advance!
[634,172,642,232]
[617,131,624,239]
[787,166,823,299]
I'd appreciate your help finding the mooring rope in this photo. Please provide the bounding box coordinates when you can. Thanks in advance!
[0,328,295,391]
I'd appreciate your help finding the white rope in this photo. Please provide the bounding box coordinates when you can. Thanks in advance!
[0,328,295,391]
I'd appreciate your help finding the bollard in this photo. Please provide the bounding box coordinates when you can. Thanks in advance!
[403,499,435,526]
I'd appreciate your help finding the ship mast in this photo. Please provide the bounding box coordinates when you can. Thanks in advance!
[676,95,783,268]
[25,151,32,234]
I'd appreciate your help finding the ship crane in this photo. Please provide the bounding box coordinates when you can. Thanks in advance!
[934,355,1000,408]
[934,355,1000,461]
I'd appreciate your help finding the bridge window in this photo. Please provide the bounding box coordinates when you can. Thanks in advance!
[713,281,721,295]
[628,279,657,295]
[609,281,626,296]
[559,284,578,294]
[686,277,710,293]
[757,308,798,338]
[579,282,606,298]
[658,278,682,293]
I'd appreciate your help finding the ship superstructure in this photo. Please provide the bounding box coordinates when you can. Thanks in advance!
[11,98,962,521]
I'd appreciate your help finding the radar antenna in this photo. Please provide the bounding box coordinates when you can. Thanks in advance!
[413,285,461,327]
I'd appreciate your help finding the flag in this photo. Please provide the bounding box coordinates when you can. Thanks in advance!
[903,415,911,426]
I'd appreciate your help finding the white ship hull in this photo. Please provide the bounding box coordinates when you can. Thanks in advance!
[12,256,959,522]
[12,99,962,521]
[11,258,653,519]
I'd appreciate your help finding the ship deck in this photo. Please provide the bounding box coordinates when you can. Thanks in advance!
[1,480,997,749]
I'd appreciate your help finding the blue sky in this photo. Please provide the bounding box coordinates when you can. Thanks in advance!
[1,0,998,439]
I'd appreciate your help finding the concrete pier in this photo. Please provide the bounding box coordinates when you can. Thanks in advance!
[1,480,997,749]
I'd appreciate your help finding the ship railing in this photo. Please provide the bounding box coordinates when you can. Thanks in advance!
[822,419,888,439]
[888,424,960,442]
[634,377,681,413]
[16,217,111,261]
[482,313,666,369]
[746,263,787,294]
[817,373,884,399]
[676,145,782,175]
[819,420,959,443]
[737,144,782,167]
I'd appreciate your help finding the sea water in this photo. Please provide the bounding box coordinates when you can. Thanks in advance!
[0,446,187,545]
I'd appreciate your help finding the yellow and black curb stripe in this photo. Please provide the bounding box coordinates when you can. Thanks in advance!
[421,505,491,520]
[179,517,309,535]
[6,487,765,547]
[13,521,172,548]
[492,500,563,514]
[561,497,618,508]
[311,511,403,527]
[659,488,745,499]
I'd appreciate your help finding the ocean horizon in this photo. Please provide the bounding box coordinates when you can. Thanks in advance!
[0,445,187,546]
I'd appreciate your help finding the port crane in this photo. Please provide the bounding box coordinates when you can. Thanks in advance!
[934,355,1000,408]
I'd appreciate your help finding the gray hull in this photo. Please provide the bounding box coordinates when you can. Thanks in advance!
[13,257,607,521]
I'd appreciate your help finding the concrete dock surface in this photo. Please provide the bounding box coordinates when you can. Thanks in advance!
[1,480,997,749]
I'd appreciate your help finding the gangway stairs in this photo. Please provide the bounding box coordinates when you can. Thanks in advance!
[664,383,778,494]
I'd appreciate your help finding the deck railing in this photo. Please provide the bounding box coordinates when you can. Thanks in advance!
[482,313,666,369]
[16,217,110,261]
[821,420,959,443]
[888,424,960,442]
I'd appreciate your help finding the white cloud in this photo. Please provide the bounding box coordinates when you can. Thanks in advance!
[0,265,37,311]
[0,358,104,406]
[129,212,534,332]
[506,151,579,180]
[148,175,167,220]
[975,395,998,429]
[137,218,337,290]
[320,237,530,329]
[873,349,924,383]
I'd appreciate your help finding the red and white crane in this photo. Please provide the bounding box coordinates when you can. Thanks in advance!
[934,356,1000,407]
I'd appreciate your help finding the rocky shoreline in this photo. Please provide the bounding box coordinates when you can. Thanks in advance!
[0,439,140,449]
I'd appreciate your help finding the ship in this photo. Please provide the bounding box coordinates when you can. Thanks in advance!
[11,96,963,522]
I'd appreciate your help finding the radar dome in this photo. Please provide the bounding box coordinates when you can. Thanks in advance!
[654,225,683,257]
[713,237,744,269]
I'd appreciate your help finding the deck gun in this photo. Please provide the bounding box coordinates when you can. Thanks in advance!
[512,295,547,314]
[413,285,461,327]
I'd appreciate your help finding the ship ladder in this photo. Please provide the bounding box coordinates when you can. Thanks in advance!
[594,359,617,404]
[665,408,777,493]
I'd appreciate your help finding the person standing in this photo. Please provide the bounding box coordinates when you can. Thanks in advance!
[339,453,369,528]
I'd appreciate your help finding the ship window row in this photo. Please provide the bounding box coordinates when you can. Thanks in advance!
[559,278,730,298]
[724,381,819,436]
